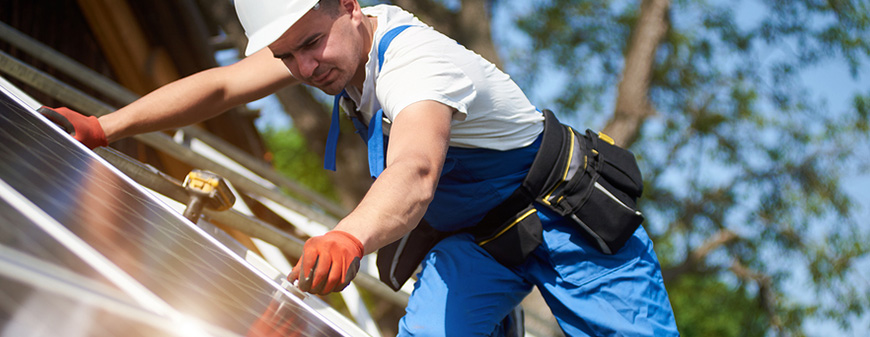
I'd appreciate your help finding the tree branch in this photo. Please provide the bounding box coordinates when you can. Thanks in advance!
[457,0,501,67]
[661,229,738,281]
[392,0,502,67]
[604,0,671,147]
[730,259,785,336]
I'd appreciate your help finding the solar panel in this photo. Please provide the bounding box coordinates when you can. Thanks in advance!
[0,198,192,337]
[0,84,367,337]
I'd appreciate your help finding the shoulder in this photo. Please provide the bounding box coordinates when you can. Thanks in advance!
[372,6,472,94]
[367,4,456,58]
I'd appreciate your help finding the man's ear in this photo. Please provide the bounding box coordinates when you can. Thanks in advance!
[340,0,359,15]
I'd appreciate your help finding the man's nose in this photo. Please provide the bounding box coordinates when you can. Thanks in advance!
[296,54,319,79]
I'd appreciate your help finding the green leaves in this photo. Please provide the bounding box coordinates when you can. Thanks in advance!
[507,0,870,334]
[855,92,870,132]
[261,127,339,201]
[667,273,769,337]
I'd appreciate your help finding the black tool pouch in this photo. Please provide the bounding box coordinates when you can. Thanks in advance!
[374,110,645,292]
[376,219,452,291]
[537,126,645,254]
[474,205,543,266]
[465,110,565,267]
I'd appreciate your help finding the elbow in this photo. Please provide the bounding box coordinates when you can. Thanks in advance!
[401,156,441,209]
[415,163,440,206]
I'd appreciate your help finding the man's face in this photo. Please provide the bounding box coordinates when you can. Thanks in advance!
[268,4,365,95]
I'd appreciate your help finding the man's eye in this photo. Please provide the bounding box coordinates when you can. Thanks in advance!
[306,37,321,48]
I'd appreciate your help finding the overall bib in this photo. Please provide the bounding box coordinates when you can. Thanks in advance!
[325,25,680,337]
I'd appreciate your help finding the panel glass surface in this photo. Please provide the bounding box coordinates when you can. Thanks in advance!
[0,191,123,294]
[0,234,190,337]
[0,88,353,336]
[0,273,182,337]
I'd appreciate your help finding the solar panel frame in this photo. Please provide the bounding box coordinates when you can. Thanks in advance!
[0,83,367,337]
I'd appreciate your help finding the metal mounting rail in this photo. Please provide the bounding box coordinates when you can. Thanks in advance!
[0,20,349,219]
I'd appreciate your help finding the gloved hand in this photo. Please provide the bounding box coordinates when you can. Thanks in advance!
[38,106,108,149]
[288,230,363,295]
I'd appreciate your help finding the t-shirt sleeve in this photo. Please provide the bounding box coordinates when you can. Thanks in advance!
[375,31,475,122]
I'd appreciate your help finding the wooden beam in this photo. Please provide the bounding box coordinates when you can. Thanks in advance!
[76,0,180,94]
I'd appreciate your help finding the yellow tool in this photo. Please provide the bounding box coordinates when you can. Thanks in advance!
[181,169,235,223]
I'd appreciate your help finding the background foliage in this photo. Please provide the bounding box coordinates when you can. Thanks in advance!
[261,127,339,202]
[506,1,870,335]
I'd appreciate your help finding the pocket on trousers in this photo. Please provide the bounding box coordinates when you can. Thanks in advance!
[540,213,643,287]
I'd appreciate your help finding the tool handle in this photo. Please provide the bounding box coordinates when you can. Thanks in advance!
[183,196,205,223]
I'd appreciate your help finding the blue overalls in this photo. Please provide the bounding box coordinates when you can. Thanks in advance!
[324,25,680,336]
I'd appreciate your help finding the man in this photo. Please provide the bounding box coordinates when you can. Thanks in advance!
[46,0,679,335]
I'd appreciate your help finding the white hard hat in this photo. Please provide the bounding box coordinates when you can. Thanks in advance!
[235,0,320,56]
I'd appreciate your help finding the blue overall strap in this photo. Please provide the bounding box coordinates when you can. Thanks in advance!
[323,90,348,171]
[366,110,385,178]
[378,25,413,70]
[367,24,414,178]
[323,24,415,174]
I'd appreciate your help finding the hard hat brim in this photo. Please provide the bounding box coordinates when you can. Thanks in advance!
[242,0,319,56]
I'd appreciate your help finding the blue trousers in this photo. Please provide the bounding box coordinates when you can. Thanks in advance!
[397,207,679,336]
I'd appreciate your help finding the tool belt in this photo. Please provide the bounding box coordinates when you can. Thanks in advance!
[376,110,645,291]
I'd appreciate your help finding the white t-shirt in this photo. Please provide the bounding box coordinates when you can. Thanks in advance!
[340,5,543,151]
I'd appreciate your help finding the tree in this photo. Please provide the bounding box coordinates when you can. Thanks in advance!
[509,0,870,335]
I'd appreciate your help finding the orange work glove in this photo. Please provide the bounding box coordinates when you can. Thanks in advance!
[288,230,363,295]
[38,106,108,149]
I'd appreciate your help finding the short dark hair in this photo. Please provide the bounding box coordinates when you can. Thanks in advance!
[315,0,341,17]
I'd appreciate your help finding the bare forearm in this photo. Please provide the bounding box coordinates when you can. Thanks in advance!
[100,69,236,142]
[98,49,296,142]
[334,158,441,254]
